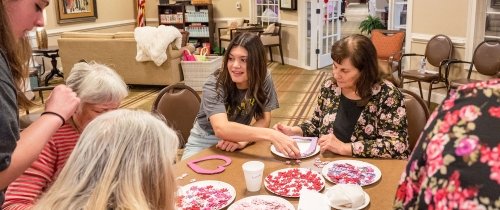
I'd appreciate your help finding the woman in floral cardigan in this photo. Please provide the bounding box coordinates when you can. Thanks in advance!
[274,34,409,159]
[394,79,500,209]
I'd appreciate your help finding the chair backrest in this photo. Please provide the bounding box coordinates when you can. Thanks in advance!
[260,22,281,46]
[425,34,453,67]
[151,83,201,149]
[400,89,430,152]
[472,40,500,76]
[371,29,406,61]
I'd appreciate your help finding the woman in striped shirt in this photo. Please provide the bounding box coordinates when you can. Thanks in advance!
[2,61,128,210]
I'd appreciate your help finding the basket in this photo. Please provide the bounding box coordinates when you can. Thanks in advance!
[181,56,222,91]
[191,0,211,5]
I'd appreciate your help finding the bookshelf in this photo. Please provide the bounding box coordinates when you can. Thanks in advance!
[158,4,215,53]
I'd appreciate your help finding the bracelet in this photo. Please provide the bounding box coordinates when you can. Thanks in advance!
[41,111,65,126]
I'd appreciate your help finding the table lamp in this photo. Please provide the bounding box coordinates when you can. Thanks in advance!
[35,27,48,49]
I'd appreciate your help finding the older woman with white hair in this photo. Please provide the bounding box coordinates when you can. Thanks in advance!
[2,61,128,210]
[33,109,179,210]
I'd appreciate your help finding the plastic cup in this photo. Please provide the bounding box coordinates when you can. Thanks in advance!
[242,161,265,192]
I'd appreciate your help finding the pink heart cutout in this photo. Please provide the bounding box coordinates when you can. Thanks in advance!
[187,155,232,174]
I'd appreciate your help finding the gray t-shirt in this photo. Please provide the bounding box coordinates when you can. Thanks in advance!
[0,50,20,204]
[196,71,279,135]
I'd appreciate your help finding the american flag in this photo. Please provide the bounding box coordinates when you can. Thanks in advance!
[137,0,146,27]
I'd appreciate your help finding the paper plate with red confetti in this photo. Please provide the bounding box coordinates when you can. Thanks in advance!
[264,168,325,197]
[228,195,295,210]
[176,180,236,210]
[321,160,381,186]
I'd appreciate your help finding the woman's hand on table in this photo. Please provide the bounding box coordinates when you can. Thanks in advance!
[216,140,249,152]
[318,134,352,156]
[272,132,301,158]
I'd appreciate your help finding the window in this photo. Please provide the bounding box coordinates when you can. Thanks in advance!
[485,0,500,41]
[388,0,407,30]
[256,0,279,25]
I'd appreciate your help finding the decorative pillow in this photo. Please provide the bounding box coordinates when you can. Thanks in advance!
[371,30,405,60]
[263,23,276,34]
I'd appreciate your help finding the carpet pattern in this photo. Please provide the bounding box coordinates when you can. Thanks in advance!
[22,63,332,128]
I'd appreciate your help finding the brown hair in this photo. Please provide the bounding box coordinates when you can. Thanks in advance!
[331,34,381,103]
[216,32,268,120]
[0,0,33,109]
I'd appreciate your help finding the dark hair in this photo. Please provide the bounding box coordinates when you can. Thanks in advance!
[0,1,32,109]
[331,34,381,103]
[216,32,268,120]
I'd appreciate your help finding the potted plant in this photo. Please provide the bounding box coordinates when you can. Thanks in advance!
[359,15,386,35]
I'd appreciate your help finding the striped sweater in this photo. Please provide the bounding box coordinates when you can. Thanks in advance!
[2,124,79,210]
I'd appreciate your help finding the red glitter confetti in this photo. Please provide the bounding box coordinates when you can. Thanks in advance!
[264,168,325,197]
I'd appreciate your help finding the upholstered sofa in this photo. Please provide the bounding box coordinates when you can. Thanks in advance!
[57,31,194,85]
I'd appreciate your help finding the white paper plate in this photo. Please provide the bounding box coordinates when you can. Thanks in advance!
[264,168,325,198]
[228,195,295,210]
[176,180,236,210]
[330,191,370,210]
[321,160,382,186]
[270,137,320,159]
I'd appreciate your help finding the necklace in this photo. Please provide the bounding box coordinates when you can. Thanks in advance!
[70,116,82,133]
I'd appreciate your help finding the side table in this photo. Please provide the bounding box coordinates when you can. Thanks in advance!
[32,47,63,86]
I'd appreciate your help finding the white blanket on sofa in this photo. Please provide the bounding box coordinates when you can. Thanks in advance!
[134,25,182,66]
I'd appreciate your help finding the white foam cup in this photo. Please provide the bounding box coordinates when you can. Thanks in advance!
[242,161,265,192]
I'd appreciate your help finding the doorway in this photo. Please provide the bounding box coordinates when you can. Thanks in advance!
[303,0,341,70]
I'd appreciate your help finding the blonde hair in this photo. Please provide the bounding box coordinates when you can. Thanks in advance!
[33,109,179,210]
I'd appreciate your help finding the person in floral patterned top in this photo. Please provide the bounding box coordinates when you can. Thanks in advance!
[274,34,409,159]
[394,79,500,209]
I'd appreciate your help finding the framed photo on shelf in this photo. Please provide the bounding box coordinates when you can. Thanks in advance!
[56,0,98,23]
[492,0,500,8]
[280,0,297,10]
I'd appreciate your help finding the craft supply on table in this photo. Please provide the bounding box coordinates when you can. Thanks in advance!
[228,195,294,210]
[176,180,236,210]
[325,184,370,210]
[321,159,381,186]
[270,136,320,159]
[187,155,232,174]
[264,168,325,197]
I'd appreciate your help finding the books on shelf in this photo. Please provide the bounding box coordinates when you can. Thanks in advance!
[160,12,183,24]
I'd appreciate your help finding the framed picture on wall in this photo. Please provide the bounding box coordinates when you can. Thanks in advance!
[280,0,297,10]
[56,0,98,23]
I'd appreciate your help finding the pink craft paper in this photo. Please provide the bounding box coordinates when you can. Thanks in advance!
[187,155,232,174]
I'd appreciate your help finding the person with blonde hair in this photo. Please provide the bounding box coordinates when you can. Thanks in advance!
[3,61,128,209]
[32,109,179,210]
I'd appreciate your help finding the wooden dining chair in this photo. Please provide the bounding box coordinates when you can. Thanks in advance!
[400,89,430,152]
[217,19,249,55]
[151,83,201,149]
[445,40,500,91]
[398,34,454,107]
[260,22,284,65]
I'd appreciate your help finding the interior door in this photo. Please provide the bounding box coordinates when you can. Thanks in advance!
[310,0,341,69]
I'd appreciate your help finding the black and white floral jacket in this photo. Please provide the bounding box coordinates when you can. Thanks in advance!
[299,78,410,159]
